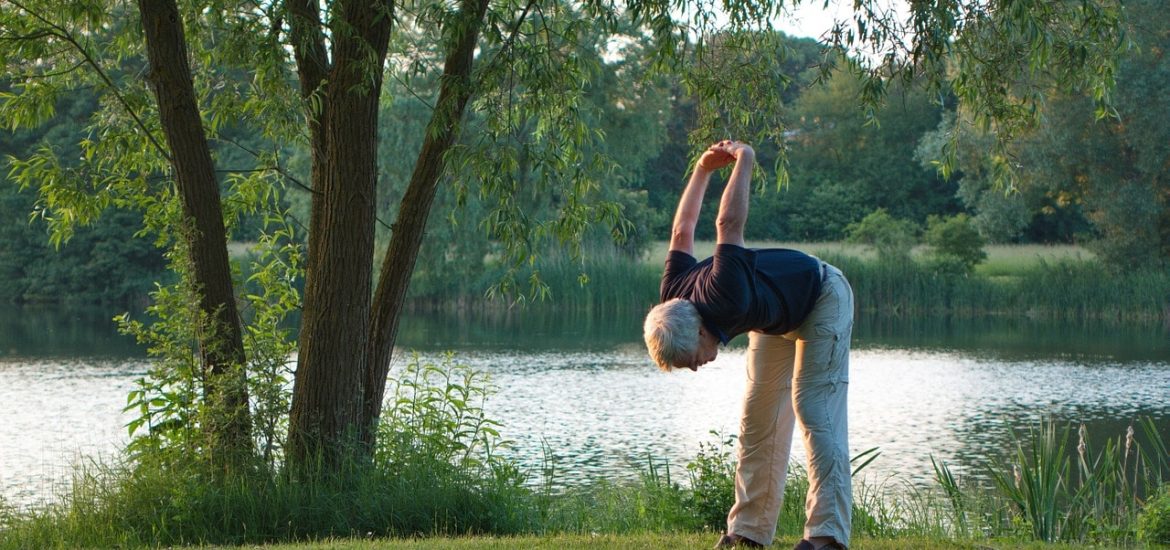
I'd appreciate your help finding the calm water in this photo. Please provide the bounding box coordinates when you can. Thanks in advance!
[2,306,1168,509]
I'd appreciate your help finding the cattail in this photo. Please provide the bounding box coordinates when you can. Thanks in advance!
[1125,425,1135,459]
[1077,424,1087,462]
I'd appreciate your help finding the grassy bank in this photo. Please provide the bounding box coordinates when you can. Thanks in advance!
[3,353,1167,549]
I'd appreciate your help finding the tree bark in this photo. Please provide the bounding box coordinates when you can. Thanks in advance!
[137,0,251,462]
[362,0,491,449]
[287,0,396,469]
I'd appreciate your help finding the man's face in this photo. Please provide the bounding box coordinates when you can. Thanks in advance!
[678,327,719,371]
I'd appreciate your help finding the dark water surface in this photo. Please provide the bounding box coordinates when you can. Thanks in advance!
[2,305,1168,508]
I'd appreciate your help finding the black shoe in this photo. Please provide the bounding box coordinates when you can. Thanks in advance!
[715,533,765,548]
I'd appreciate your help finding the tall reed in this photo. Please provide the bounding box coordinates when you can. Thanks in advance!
[930,417,1169,545]
[407,246,1170,323]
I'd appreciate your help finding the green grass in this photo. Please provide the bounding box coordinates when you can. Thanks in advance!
[198,533,1140,549]
[975,244,1096,277]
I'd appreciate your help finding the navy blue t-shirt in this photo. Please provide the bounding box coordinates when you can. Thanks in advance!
[659,244,822,343]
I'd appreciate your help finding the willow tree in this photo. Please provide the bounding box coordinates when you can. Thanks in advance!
[0,0,1126,470]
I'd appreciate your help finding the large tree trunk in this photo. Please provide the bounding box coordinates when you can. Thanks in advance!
[138,0,251,462]
[362,0,491,450]
[286,0,396,469]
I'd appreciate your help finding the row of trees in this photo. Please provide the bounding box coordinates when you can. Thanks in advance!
[6,5,1167,306]
[0,0,1136,476]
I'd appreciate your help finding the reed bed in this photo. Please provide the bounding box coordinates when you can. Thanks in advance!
[449,243,1169,322]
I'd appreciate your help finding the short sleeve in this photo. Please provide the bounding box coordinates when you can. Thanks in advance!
[660,250,697,301]
[702,244,756,319]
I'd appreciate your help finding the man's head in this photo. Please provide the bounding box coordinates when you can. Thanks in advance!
[643,298,720,372]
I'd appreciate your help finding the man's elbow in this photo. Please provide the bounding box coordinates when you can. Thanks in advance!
[716,217,745,244]
[716,216,744,235]
[671,225,695,241]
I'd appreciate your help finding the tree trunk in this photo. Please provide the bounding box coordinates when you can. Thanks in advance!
[362,0,491,450]
[286,0,396,469]
[138,0,251,462]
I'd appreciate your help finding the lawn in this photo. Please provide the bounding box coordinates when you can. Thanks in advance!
[207,533,1132,549]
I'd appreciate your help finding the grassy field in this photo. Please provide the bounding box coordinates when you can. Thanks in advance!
[200,533,1136,549]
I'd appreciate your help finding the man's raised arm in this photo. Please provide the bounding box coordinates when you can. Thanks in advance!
[713,141,754,248]
[669,142,735,255]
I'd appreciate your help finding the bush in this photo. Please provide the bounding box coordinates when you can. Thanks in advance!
[1138,486,1170,545]
[923,214,986,274]
[845,209,918,261]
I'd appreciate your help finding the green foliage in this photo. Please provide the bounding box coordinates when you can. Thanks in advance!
[377,354,515,482]
[1138,486,1170,545]
[0,90,166,304]
[845,209,918,261]
[115,192,300,467]
[920,0,1169,262]
[0,354,536,548]
[815,251,1170,321]
[685,432,737,531]
[923,214,987,275]
[989,421,1073,542]
[784,71,955,241]
[984,418,1167,543]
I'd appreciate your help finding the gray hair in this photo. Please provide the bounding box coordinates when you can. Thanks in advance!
[643,298,701,372]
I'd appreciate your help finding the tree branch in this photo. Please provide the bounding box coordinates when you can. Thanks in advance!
[5,0,172,162]
[287,0,330,99]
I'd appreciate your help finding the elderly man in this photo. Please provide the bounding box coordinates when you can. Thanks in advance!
[643,140,854,550]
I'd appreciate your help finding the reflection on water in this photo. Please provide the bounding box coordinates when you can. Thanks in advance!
[1,305,1168,508]
[400,346,1170,492]
[0,305,144,359]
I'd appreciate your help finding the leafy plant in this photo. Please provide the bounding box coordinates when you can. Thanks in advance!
[376,353,518,484]
[1138,485,1170,545]
[845,209,918,261]
[923,214,987,275]
[685,431,738,531]
[116,191,301,467]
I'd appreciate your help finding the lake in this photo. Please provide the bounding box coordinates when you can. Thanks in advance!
[2,305,1168,509]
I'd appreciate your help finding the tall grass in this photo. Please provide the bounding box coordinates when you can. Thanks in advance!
[926,418,1170,545]
[406,242,1169,323]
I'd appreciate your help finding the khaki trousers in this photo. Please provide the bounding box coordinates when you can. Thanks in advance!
[726,263,854,547]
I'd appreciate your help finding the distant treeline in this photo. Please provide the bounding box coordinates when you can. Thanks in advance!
[2,2,1167,306]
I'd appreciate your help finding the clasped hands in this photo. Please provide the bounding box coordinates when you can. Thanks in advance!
[697,139,754,172]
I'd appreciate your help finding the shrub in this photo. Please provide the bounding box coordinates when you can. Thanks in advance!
[1138,486,1170,545]
[845,209,918,261]
[923,214,986,274]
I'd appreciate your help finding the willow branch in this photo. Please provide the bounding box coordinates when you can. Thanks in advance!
[6,0,172,162]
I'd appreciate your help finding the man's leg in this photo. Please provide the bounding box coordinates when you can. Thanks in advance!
[726,331,797,546]
[792,265,854,548]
